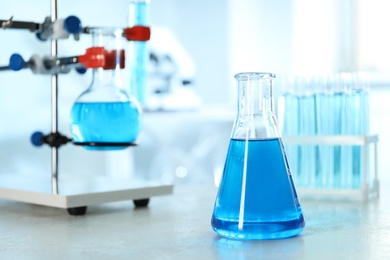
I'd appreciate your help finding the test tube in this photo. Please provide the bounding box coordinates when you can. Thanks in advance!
[334,72,352,188]
[278,76,300,183]
[128,0,150,106]
[349,72,370,188]
[313,74,334,188]
[296,75,317,188]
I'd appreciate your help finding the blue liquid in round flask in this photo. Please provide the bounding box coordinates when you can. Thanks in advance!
[211,72,305,240]
[70,28,141,150]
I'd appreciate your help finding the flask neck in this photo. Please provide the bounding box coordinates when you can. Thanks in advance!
[236,74,274,116]
[91,67,122,88]
[89,27,124,89]
[231,72,279,140]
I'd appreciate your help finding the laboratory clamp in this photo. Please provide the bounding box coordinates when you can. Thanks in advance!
[0,1,173,215]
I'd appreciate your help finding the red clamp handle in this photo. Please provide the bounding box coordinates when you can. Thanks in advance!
[78,47,125,69]
[123,25,151,41]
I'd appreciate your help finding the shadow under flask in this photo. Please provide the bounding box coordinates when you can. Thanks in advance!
[211,72,305,240]
[69,27,141,150]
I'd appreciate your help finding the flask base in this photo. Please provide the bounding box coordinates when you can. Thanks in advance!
[211,215,305,240]
[73,141,137,151]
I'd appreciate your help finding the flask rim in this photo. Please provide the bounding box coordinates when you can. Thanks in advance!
[234,72,276,80]
[87,27,123,36]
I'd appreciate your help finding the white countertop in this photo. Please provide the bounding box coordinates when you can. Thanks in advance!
[1,181,389,259]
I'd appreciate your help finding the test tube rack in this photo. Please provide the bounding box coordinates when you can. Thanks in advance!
[0,0,173,215]
[283,134,379,202]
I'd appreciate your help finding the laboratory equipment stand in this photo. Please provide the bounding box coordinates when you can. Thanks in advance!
[0,0,173,215]
[0,174,173,215]
[284,134,379,202]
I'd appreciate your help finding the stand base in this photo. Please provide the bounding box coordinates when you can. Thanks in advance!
[0,174,173,212]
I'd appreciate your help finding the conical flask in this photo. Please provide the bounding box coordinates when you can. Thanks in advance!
[211,72,305,240]
[70,27,141,150]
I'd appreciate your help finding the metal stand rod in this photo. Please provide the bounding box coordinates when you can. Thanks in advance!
[51,0,59,194]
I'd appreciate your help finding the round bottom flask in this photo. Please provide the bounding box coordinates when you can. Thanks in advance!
[211,72,305,240]
[70,27,141,150]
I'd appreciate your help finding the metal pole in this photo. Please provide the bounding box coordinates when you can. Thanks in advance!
[51,0,59,194]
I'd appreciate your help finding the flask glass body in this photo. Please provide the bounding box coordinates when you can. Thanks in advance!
[211,72,305,240]
[70,27,141,150]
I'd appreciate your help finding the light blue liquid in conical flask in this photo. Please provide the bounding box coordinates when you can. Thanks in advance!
[211,72,305,240]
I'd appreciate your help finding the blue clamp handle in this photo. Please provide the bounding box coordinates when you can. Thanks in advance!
[9,53,26,71]
[31,131,44,147]
[75,66,87,74]
[64,15,82,34]
[35,31,45,41]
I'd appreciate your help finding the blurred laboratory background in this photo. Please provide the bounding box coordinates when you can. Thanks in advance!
[0,0,389,189]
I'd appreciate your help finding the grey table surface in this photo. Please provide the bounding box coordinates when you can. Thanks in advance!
[0,181,389,260]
